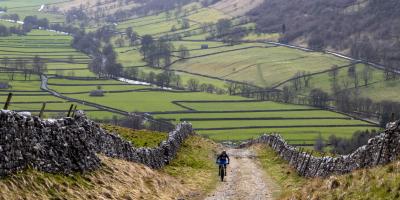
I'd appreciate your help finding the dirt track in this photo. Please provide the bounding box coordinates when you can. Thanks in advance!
[205,148,279,200]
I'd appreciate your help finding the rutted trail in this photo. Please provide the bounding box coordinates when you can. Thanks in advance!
[205,148,279,200]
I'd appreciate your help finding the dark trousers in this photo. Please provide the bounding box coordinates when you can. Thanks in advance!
[219,164,227,176]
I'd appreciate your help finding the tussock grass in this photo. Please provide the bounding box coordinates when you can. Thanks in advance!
[286,160,400,200]
[254,144,400,200]
[0,156,190,200]
[0,134,220,199]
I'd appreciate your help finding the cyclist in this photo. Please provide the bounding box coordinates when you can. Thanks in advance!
[216,150,230,176]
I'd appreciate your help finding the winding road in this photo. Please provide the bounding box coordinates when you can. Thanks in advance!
[40,75,129,116]
[205,148,279,200]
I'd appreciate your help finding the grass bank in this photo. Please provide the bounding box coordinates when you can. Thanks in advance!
[286,160,400,200]
[163,135,220,199]
[252,144,306,199]
[0,127,220,199]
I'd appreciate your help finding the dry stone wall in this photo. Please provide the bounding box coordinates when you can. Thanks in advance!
[240,121,400,177]
[0,110,193,177]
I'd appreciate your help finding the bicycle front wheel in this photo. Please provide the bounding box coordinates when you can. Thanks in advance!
[220,166,225,182]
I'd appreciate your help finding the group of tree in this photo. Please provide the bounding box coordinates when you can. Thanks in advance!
[0,14,18,21]
[123,67,183,89]
[72,31,101,55]
[104,0,196,23]
[0,15,51,36]
[208,19,249,44]
[0,25,25,36]
[140,35,175,68]
[0,56,46,80]
[22,16,49,32]
[328,129,378,154]
[72,25,124,77]
[185,78,226,94]
[89,44,123,77]
[280,64,400,127]
[66,6,89,25]
[125,27,139,46]
[290,71,312,91]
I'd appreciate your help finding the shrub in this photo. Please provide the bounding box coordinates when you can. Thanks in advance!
[89,89,104,97]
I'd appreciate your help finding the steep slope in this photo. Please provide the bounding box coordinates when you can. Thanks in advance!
[0,155,188,200]
[0,135,219,200]
[249,0,400,69]
[286,160,400,200]
[254,144,400,200]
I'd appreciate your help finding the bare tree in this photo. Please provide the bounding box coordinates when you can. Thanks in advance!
[225,82,238,95]
[115,37,125,47]
[187,78,199,91]
[362,65,373,86]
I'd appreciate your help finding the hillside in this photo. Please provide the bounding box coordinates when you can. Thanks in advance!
[0,134,219,200]
[286,160,400,200]
[254,143,400,200]
[249,0,400,70]
[0,156,187,199]
[0,0,381,145]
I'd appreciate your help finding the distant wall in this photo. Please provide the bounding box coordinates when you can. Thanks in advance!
[240,122,400,177]
[0,110,193,177]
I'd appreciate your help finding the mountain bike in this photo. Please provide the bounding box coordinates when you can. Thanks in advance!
[217,160,228,182]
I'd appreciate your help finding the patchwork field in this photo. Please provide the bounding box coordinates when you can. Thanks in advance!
[1,0,66,23]
[0,1,386,145]
[278,61,400,103]
[151,100,376,143]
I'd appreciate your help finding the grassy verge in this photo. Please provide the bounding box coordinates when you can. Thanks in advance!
[254,144,400,199]
[163,135,220,199]
[101,124,168,148]
[287,160,400,200]
[0,156,190,199]
[252,144,306,199]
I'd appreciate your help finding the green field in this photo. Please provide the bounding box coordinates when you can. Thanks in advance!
[171,46,349,87]
[278,61,400,103]
[148,101,377,142]
[1,0,65,23]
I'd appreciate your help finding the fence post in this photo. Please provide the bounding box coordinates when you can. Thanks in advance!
[67,104,74,117]
[71,105,77,117]
[3,92,13,110]
[375,140,386,165]
[39,102,46,118]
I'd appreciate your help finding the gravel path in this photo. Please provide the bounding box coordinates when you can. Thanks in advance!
[205,148,279,200]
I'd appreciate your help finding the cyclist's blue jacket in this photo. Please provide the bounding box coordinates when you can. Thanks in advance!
[217,153,230,164]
